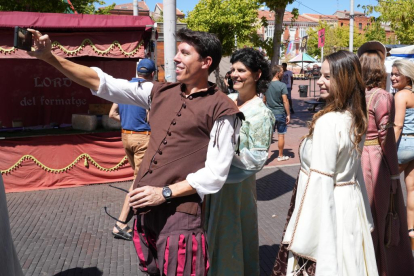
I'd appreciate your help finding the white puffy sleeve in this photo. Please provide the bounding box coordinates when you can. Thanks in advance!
[186,115,240,201]
[288,114,339,275]
[90,67,153,108]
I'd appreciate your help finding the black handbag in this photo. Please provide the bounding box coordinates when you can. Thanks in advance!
[384,190,400,248]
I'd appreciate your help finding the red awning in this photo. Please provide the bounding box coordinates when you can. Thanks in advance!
[0,11,154,31]
[0,11,154,59]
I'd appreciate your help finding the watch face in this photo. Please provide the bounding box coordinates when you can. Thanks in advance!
[163,187,172,197]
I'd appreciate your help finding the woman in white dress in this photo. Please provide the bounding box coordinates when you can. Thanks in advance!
[272,50,379,276]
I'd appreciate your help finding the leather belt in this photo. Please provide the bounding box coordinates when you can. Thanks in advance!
[121,129,151,135]
[403,133,414,137]
[364,138,379,146]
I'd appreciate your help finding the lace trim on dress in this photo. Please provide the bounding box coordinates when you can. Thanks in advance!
[309,168,334,178]
[287,168,334,251]
[300,168,308,176]
[335,181,356,187]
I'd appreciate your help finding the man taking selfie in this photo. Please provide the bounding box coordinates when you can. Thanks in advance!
[28,28,242,275]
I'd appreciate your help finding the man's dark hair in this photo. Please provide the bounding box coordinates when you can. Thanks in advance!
[282,62,287,67]
[230,48,271,94]
[177,28,222,74]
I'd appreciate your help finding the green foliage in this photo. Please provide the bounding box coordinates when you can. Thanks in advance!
[362,0,414,44]
[153,10,164,22]
[264,0,295,11]
[306,22,366,59]
[252,34,274,59]
[363,20,386,43]
[0,0,115,14]
[262,0,296,65]
[186,0,261,56]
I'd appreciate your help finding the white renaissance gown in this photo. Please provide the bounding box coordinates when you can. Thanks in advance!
[281,111,379,276]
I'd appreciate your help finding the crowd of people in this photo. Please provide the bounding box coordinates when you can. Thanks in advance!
[2,27,414,276]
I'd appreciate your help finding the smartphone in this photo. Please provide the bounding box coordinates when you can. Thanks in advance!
[14,26,32,51]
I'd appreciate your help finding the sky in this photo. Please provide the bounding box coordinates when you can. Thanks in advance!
[96,0,381,17]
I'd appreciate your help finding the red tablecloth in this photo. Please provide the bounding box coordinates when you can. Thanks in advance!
[0,131,133,193]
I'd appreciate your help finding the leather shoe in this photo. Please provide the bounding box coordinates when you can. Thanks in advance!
[112,224,132,241]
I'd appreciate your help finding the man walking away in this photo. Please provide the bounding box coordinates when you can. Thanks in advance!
[264,65,290,161]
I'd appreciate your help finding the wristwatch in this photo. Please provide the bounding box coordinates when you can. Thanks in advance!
[162,186,172,202]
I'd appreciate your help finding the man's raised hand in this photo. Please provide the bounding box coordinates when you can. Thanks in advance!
[27,29,53,61]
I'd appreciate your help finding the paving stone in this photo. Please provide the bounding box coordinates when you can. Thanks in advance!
[6,166,302,276]
[5,84,412,276]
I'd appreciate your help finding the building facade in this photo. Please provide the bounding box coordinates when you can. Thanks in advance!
[107,1,150,16]
[259,9,396,57]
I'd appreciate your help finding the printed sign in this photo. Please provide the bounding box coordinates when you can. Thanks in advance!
[318,28,325,48]
[0,59,137,128]
[300,36,308,52]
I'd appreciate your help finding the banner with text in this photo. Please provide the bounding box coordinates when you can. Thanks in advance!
[0,59,137,128]
[318,28,325,48]
[300,36,308,52]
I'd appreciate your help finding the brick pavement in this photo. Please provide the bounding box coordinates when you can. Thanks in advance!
[6,165,300,276]
[5,78,413,275]
[5,78,319,276]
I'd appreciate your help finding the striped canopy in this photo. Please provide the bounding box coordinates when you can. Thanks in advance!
[288,52,318,63]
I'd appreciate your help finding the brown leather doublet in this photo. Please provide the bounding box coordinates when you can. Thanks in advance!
[133,82,242,215]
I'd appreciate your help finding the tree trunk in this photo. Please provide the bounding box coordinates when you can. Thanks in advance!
[214,66,227,92]
[270,6,286,67]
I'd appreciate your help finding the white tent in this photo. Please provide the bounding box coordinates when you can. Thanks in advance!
[390,45,414,56]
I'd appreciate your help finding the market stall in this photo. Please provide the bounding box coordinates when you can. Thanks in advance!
[0,11,154,192]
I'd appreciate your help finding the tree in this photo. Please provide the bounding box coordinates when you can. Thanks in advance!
[0,0,115,14]
[363,0,414,44]
[249,16,276,60]
[306,22,366,59]
[363,20,386,43]
[186,0,261,89]
[262,0,298,66]
[186,0,261,57]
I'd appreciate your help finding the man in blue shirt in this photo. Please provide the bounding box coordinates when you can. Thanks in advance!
[108,59,155,241]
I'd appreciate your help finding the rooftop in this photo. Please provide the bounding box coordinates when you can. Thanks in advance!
[155,3,184,16]
[111,2,149,11]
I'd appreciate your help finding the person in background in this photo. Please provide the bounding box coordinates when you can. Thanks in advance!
[264,65,290,161]
[392,59,414,250]
[224,70,235,93]
[272,51,378,276]
[204,48,275,276]
[358,41,414,276]
[108,59,154,241]
[282,62,294,114]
